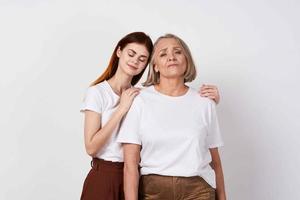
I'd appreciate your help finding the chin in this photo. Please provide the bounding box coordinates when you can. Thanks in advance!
[164,75,185,80]
[126,68,141,76]
[165,71,185,78]
[120,65,137,76]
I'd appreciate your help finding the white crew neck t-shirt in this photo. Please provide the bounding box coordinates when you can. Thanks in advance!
[117,86,224,188]
[80,81,123,162]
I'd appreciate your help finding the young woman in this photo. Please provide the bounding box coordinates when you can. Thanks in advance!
[80,32,221,200]
[118,34,226,200]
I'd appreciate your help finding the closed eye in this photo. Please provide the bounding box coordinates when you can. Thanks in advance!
[128,49,135,57]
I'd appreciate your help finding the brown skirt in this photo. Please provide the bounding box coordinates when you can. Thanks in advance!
[80,158,124,200]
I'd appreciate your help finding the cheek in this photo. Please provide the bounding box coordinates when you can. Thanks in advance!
[179,55,186,63]
[181,57,188,68]
[119,54,127,63]
[123,54,131,61]
[155,58,165,68]
[139,63,147,70]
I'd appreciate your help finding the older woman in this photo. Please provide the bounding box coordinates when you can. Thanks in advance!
[117,34,226,200]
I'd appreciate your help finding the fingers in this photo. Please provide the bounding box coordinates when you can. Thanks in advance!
[131,90,140,98]
[200,88,215,94]
[199,84,220,104]
[127,88,140,96]
[200,84,218,91]
[123,87,140,95]
[200,89,217,97]
[121,88,140,101]
[199,84,218,94]
[202,84,217,88]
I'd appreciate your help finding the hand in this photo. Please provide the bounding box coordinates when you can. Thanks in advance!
[118,87,140,114]
[199,84,220,104]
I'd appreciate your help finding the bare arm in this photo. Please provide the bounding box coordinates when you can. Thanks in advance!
[123,143,141,200]
[210,148,226,200]
[84,108,125,157]
[84,88,140,157]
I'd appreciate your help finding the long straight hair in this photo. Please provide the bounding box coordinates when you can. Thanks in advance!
[91,32,153,86]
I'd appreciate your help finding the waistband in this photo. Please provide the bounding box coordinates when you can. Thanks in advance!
[91,158,124,171]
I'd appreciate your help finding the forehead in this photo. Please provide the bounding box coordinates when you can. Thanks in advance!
[155,38,181,51]
[123,43,149,56]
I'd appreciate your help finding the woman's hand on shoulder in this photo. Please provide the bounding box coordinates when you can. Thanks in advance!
[118,87,140,114]
[199,84,220,104]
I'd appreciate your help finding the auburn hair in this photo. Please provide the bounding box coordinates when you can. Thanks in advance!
[91,32,153,86]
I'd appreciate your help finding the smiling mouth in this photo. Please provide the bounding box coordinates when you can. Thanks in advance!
[128,64,138,70]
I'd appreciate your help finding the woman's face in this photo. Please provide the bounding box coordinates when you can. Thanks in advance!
[154,38,187,80]
[117,42,150,76]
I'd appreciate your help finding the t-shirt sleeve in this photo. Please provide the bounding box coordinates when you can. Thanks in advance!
[117,97,142,145]
[80,86,103,114]
[206,100,224,148]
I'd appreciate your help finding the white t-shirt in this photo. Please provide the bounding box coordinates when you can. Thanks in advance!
[80,81,123,162]
[117,86,224,188]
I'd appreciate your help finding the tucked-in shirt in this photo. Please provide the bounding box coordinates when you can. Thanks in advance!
[117,86,224,188]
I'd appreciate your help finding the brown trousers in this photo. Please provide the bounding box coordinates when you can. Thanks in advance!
[80,158,124,200]
[139,174,215,200]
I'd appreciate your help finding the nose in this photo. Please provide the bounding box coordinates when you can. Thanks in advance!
[133,58,139,64]
[168,53,176,61]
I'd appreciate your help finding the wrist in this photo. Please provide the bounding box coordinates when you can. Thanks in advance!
[116,106,128,116]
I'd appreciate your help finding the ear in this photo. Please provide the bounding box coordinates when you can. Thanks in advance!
[116,47,122,58]
[154,64,159,73]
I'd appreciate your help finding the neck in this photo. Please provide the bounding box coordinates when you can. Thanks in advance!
[108,67,132,95]
[155,77,188,96]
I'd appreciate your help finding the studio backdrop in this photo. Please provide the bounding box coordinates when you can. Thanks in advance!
[0,0,299,199]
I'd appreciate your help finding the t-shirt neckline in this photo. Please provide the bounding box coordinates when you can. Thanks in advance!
[151,85,191,99]
[104,80,121,98]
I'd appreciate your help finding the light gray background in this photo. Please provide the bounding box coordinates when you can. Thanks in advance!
[1,0,299,199]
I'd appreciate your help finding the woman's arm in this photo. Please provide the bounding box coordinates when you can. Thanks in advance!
[84,108,125,157]
[84,88,140,157]
[123,143,141,200]
[199,84,220,104]
[209,148,226,200]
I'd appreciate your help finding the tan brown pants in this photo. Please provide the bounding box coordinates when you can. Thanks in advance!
[139,174,215,200]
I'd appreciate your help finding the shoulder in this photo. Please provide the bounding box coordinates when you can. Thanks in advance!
[128,86,154,108]
[139,86,154,94]
[189,87,216,108]
[80,82,109,113]
[84,82,109,101]
[88,82,107,94]
[135,86,155,100]
[90,81,113,94]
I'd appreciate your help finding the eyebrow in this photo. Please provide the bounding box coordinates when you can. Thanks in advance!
[158,46,182,53]
[128,49,148,58]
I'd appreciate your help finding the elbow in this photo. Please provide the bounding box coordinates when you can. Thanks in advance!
[84,138,101,157]
[87,150,97,157]
[85,145,97,157]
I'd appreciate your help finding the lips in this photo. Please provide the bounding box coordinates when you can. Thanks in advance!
[167,63,178,68]
[127,64,138,70]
